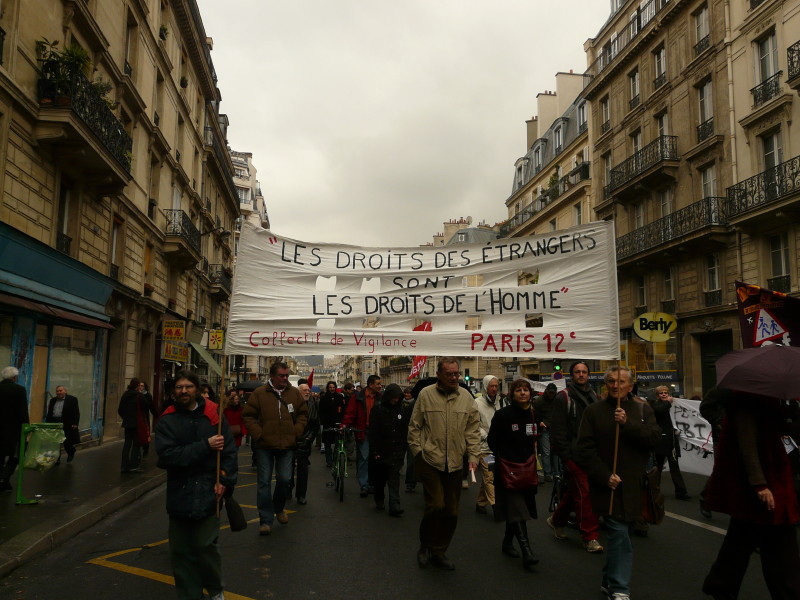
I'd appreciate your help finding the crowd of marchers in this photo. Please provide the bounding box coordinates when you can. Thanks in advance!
[1,356,799,600]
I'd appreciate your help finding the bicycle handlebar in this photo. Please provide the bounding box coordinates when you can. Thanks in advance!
[321,426,364,433]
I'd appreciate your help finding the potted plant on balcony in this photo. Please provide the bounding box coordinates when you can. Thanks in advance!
[36,38,91,105]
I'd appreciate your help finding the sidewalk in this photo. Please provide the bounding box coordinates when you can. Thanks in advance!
[0,439,166,578]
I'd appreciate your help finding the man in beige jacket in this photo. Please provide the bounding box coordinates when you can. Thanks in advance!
[408,357,480,571]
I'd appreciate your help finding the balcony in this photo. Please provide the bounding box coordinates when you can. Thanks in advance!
[768,274,791,293]
[788,41,800,91]
[661,299,675,314]
[694,35,711,57]
[629,94,640,110]
[704,290,722,307]
[751,72,782,108]
[726,154,800,222]
[209,264,232,298]
[36,61,132,191]
[696,118,714,143]
[605,135,679,199]
[616,197,726,261]
[653,73,666,91]
[163,209,201,267]
[600,120,611,134]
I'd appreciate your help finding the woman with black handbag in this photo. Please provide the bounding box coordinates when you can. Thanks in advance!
[488,378,540,571]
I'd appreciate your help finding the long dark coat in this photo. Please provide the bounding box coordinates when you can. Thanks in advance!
[0,379,29,456]
[576,395,660,522]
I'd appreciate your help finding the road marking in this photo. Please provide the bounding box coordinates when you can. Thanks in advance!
[665,510,726,535]
[88,519,262,599]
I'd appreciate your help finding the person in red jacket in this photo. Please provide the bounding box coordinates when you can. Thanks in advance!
[223,389,246,448]
[703,392,800,600]
[343,374,382,497]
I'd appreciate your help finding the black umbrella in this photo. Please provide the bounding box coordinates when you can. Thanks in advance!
[716,344,800,401]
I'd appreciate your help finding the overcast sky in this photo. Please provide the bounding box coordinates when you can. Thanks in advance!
[195,1,611,247]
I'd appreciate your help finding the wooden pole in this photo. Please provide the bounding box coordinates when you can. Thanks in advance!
[609,359,622,514]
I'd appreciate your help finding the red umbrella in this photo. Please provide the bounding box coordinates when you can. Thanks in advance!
[716,345,800,400]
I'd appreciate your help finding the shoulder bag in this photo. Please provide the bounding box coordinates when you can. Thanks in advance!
[497,406,539,491]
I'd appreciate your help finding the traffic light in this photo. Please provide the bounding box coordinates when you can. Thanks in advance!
[464,368,471,383]
[553,359,562,372]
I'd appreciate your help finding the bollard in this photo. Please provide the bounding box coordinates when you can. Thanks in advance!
[16,423,65,505]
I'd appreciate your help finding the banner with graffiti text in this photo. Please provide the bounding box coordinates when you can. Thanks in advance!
[668,398,714,477]
[225,221,619,357]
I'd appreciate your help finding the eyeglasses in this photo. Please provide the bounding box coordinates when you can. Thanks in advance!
[175,384,196,391]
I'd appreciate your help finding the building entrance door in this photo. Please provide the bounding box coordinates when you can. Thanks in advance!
[698,330,733,396]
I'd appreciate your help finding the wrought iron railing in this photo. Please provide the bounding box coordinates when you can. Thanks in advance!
[601,120,611,134]
[616,196,726,259]
[653,73,666,90]
[661,299,675,314]
[750,0,767,8]
[694,34,710,56]
[789,41,800,81]
[38,61,132,171]
[210,264,232,294]
[164,209,201,254]
[557,162,591,196]
[726,154,800,219]
[704,290,722,307]
[630,94,640,110]
[697,117,714,143]
[578,121,588,134]
[56,232,71,254]
[751,71,782,107]
[606,135,678,195]
[583,0,671,83]
[768,274,791,293]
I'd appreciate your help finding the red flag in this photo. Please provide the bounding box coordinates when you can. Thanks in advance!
[307,369,314,389]
[736,281,800,348]
[407,322,432,381]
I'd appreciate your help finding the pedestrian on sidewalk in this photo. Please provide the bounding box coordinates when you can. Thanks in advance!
[408,357,481,571]
[119,378,145,472]
[155,369,237,600]
[46,385,80,464]
[0,366,29,491]
[242,361,308,536]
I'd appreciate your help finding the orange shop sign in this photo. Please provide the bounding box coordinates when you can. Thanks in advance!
[163,340,189,362]
[162,320,186,341]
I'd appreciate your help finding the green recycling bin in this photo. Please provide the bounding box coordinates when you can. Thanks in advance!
[16,423,65,505]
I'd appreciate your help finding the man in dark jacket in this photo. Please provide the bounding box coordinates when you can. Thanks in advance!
[576,366,660,600]
[318,381,345,468]
[547,361,603,552]
[343,374,382,497]
[155,369,237,600]
[242,362,308,535]
[368,383,411,516]
[0,367,29,491]
[649,385,690,500]
[534,382,560,482]
[46,385,80,464]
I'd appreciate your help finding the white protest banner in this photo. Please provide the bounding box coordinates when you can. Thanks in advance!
[668,398,715,477]
[225,221,620,357]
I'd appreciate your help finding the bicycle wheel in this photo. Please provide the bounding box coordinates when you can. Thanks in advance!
[337,452,346,502]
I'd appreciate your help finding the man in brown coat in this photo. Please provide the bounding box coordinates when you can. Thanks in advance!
[242,362,308,536]
[576,366,660,600]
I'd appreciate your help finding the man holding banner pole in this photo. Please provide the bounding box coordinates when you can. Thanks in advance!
[576,366,660,600]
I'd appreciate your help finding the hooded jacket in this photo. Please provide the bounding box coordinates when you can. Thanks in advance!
[368,394,411,464]
[242,380,308,450]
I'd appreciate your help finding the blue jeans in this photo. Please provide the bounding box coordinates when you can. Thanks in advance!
[603,517,634,596]
[355,439,370,490]
[538,430,561,478]
[255,448,294,525]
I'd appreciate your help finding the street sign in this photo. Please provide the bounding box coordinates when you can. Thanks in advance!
[162,320,186,341]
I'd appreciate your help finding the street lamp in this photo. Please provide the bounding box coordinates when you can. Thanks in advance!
[201,226,232,241]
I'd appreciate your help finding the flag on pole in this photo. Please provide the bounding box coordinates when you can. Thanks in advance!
[307,369,314,389]
[407,322,432,381]
[736,281,800,347]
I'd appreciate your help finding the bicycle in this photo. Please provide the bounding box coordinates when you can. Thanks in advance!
[322,426,362,502]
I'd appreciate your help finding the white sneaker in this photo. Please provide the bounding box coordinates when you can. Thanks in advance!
[611,594,631,600]
[209,592,225,600]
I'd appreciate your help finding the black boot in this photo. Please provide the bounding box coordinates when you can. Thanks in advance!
[514,521,539,570]
[502,522,520,557]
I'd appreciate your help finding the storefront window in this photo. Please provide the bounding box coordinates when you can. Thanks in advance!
[0,315,11,368]
[50,326,96,431]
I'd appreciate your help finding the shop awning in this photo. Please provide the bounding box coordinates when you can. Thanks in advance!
[189,342,224,376]
[0,292,114,329]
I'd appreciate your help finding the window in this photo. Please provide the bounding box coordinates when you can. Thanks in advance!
[515,165,524,188]
[603,152,612,187]
[700,164,717,197]
[757,32,779,82]
[577,103,587,132]
[629,69,640,108]
[601,96,611,132]
[659,188,673,217]
[762,130,783,171]
[636,275,647,307]
[699,79,713,122]
[554,126,563,153]
[663,268,674,300]
[533,147,542,171]
[653,46,666,88]
[111,216,125,278]
[656,113,668,137]
[695,5,709,42]
[770,232,790,277]
[549,219,557,231]
[457,233,466,242]
[574,202,583,225]
[631,129,642,154]
[634,202,645,228]
[706,254,720,291]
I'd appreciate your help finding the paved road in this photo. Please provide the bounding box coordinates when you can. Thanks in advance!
[0,446,773,600]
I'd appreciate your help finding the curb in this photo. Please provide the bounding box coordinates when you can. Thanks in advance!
[0,470,166,578]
